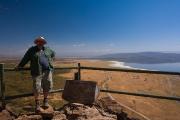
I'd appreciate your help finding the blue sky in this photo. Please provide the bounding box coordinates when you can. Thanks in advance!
[0,0,180,57]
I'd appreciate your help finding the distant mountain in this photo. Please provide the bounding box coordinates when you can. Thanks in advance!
[95,52,180,64]
[0,54,20,60]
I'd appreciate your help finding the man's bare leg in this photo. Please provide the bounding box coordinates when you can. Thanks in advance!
[34,92,41,113]
[43,92,49,107]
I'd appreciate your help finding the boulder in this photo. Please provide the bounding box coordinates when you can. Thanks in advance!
[96,97,123,114]
[0,110,13,120]
[39,105,54,118]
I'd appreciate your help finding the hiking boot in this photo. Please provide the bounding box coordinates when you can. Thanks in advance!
[35,100,41,113]
[43,98,49,108]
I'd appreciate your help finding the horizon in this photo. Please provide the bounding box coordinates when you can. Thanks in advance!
[0,0,180,57]
[1,51,180,58]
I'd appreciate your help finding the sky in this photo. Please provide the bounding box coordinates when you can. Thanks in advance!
[0,0,180,57]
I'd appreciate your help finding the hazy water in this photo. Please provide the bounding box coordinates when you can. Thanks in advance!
[127,63,180,72]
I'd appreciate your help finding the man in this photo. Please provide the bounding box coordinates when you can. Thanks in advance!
[16,36,55,112]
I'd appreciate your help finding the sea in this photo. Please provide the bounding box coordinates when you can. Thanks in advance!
[109,61,180,72]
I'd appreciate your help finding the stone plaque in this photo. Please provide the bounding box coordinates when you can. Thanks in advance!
[62,80,99,104]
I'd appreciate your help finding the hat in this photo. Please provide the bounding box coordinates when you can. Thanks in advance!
[34,36,47,45]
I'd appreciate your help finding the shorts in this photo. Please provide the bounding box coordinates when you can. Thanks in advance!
[32,70,53,93]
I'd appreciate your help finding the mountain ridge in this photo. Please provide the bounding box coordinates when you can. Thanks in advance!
[95,52,180,64]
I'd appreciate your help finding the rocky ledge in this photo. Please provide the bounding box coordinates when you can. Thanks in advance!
[0,97,139,120]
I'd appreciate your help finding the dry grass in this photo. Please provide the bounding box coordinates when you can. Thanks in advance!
[63,59,180,120]
[1,60,70,114]
[1,59,180,120]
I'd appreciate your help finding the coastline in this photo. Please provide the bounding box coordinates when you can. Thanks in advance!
[108,60,148,70]
[109,61,180,72]
[109,61,134,69]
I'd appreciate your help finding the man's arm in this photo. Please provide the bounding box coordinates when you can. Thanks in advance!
[17,48,32,68]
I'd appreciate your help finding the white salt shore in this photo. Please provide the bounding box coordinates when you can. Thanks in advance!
[109,61,148,70]
[109,61,134,69]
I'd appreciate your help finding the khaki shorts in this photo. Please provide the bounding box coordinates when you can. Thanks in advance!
[32,70,53,93]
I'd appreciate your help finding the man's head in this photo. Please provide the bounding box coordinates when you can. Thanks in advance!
[34,36,47,49]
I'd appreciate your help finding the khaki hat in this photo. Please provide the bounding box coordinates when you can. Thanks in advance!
[34,36,47,45]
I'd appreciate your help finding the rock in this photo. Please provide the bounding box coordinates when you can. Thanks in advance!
[96,97,140,120]
[0,110,13,120]
[1,97,140,120]
[15,114,42,120]
[96,97,122,114]
[61,103,117,120]
[22,105,34,112]
[39,105,54,118]
[52,111,67,120]
[16,105,54,120]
